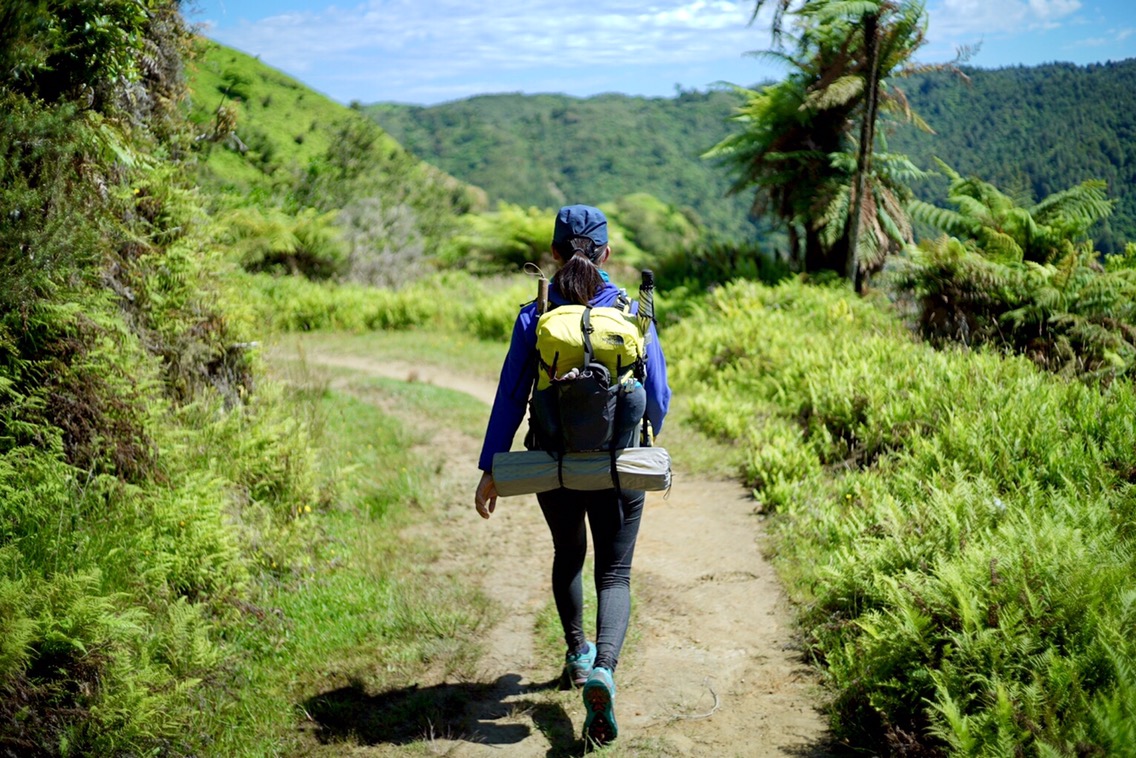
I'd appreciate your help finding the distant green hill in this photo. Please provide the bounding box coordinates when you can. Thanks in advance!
[368,59,1136,251]
[366,90,760,239]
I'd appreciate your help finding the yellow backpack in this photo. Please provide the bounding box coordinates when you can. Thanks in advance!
[534,303,645,391]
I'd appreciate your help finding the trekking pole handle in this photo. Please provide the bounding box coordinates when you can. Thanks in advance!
[536,278,549,316]
[637,269,656,332]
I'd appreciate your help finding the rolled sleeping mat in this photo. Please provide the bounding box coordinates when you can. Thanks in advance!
[492,447,672,497]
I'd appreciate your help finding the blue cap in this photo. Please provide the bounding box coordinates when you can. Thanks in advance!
[552,204,608,249]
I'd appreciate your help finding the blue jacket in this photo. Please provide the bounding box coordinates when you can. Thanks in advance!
[478,279,671,472]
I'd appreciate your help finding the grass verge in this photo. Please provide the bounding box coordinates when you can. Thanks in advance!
[203,363,495,755]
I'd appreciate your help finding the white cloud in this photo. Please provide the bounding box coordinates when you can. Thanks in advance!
[927,0,1082,38]
[202,0,1130,103]
[1069,26,1136,48]
[208,0,762,80]
[1027,0,1081,21]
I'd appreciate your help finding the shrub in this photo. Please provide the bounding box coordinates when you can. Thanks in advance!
[0,3,326,753]
[654,236,791,291]
[890,236,1136,380]
[220,205,347,280]
[600,192,703,259]
[0,94,104,310]
[241,270,534,340]
[436,202,555,273]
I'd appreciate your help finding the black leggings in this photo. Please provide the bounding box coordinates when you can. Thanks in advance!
[537,486,645,672]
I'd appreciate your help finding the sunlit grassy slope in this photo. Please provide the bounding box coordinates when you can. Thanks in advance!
[187,41,358,186]
[185,39,481,206]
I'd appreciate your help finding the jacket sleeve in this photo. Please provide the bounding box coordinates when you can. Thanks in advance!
[643,322,671,437]
[478,306,538,472]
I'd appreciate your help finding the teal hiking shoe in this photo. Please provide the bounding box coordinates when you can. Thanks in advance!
[565,641,596,688]
[582,666,618,746]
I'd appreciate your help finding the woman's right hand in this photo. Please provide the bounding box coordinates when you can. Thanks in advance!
[475,471,498,519]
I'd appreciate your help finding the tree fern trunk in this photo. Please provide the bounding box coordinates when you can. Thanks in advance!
[847,11,881,294]
[805,225,827,273]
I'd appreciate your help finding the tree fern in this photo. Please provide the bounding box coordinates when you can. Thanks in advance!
[893,170,1136,379]
[1029,179,1112,234]
[909,198,978,238]
[722,0,930,277]
[919,161,1111,266]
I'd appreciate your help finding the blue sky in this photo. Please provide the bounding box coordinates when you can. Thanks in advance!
[186,1,1136,105]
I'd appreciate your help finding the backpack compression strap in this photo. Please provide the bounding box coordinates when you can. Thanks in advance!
[580,306,595,366]
[582,306,626,512]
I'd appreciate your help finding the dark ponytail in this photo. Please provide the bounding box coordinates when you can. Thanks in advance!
[552,236,605,305]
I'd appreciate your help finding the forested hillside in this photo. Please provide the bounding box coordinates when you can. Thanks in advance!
[369,59,1136,249]
[892,60,1136,253]
[367,90,761,239]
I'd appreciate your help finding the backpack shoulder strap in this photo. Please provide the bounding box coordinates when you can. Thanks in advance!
[532,302,557,391]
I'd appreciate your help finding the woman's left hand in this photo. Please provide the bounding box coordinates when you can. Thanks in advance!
[475,471,498,519]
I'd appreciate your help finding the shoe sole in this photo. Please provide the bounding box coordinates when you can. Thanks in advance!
[583,680,617,746]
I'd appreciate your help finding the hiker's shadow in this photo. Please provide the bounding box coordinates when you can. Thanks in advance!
[303,673,583,754]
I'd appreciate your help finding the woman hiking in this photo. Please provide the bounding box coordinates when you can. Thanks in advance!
[474,204,671,747]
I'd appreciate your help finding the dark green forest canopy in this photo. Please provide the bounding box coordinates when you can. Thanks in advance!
[890,59,1136,253]
[369,58,1136,250]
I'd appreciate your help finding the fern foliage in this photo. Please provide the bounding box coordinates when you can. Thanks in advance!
[0,4,326,754]
[893,168,1133,379]
[668,279,1136,755]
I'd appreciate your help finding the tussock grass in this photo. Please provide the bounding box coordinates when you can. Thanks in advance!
[244,270,531,341]
[187,41,405,194]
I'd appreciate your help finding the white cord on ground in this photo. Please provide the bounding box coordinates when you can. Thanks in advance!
[667,677,721,722]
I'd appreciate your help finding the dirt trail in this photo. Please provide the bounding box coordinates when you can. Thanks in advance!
[303,352,835,757]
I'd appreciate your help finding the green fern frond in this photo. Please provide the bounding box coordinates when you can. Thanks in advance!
[978,229,1024,263]
[817,187,851,248]
[803,75,864,111]
[910,199,977,237]
[877,199,906,244]
[906,110,936,134]
[808,0,884,22]
[742,49,810,70]
[766,149,831,164]
[927,672,980,754]
[930,157,962,182]
[1030,179,1114,229]
[875,152,930,184]
[954,195,996,228]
